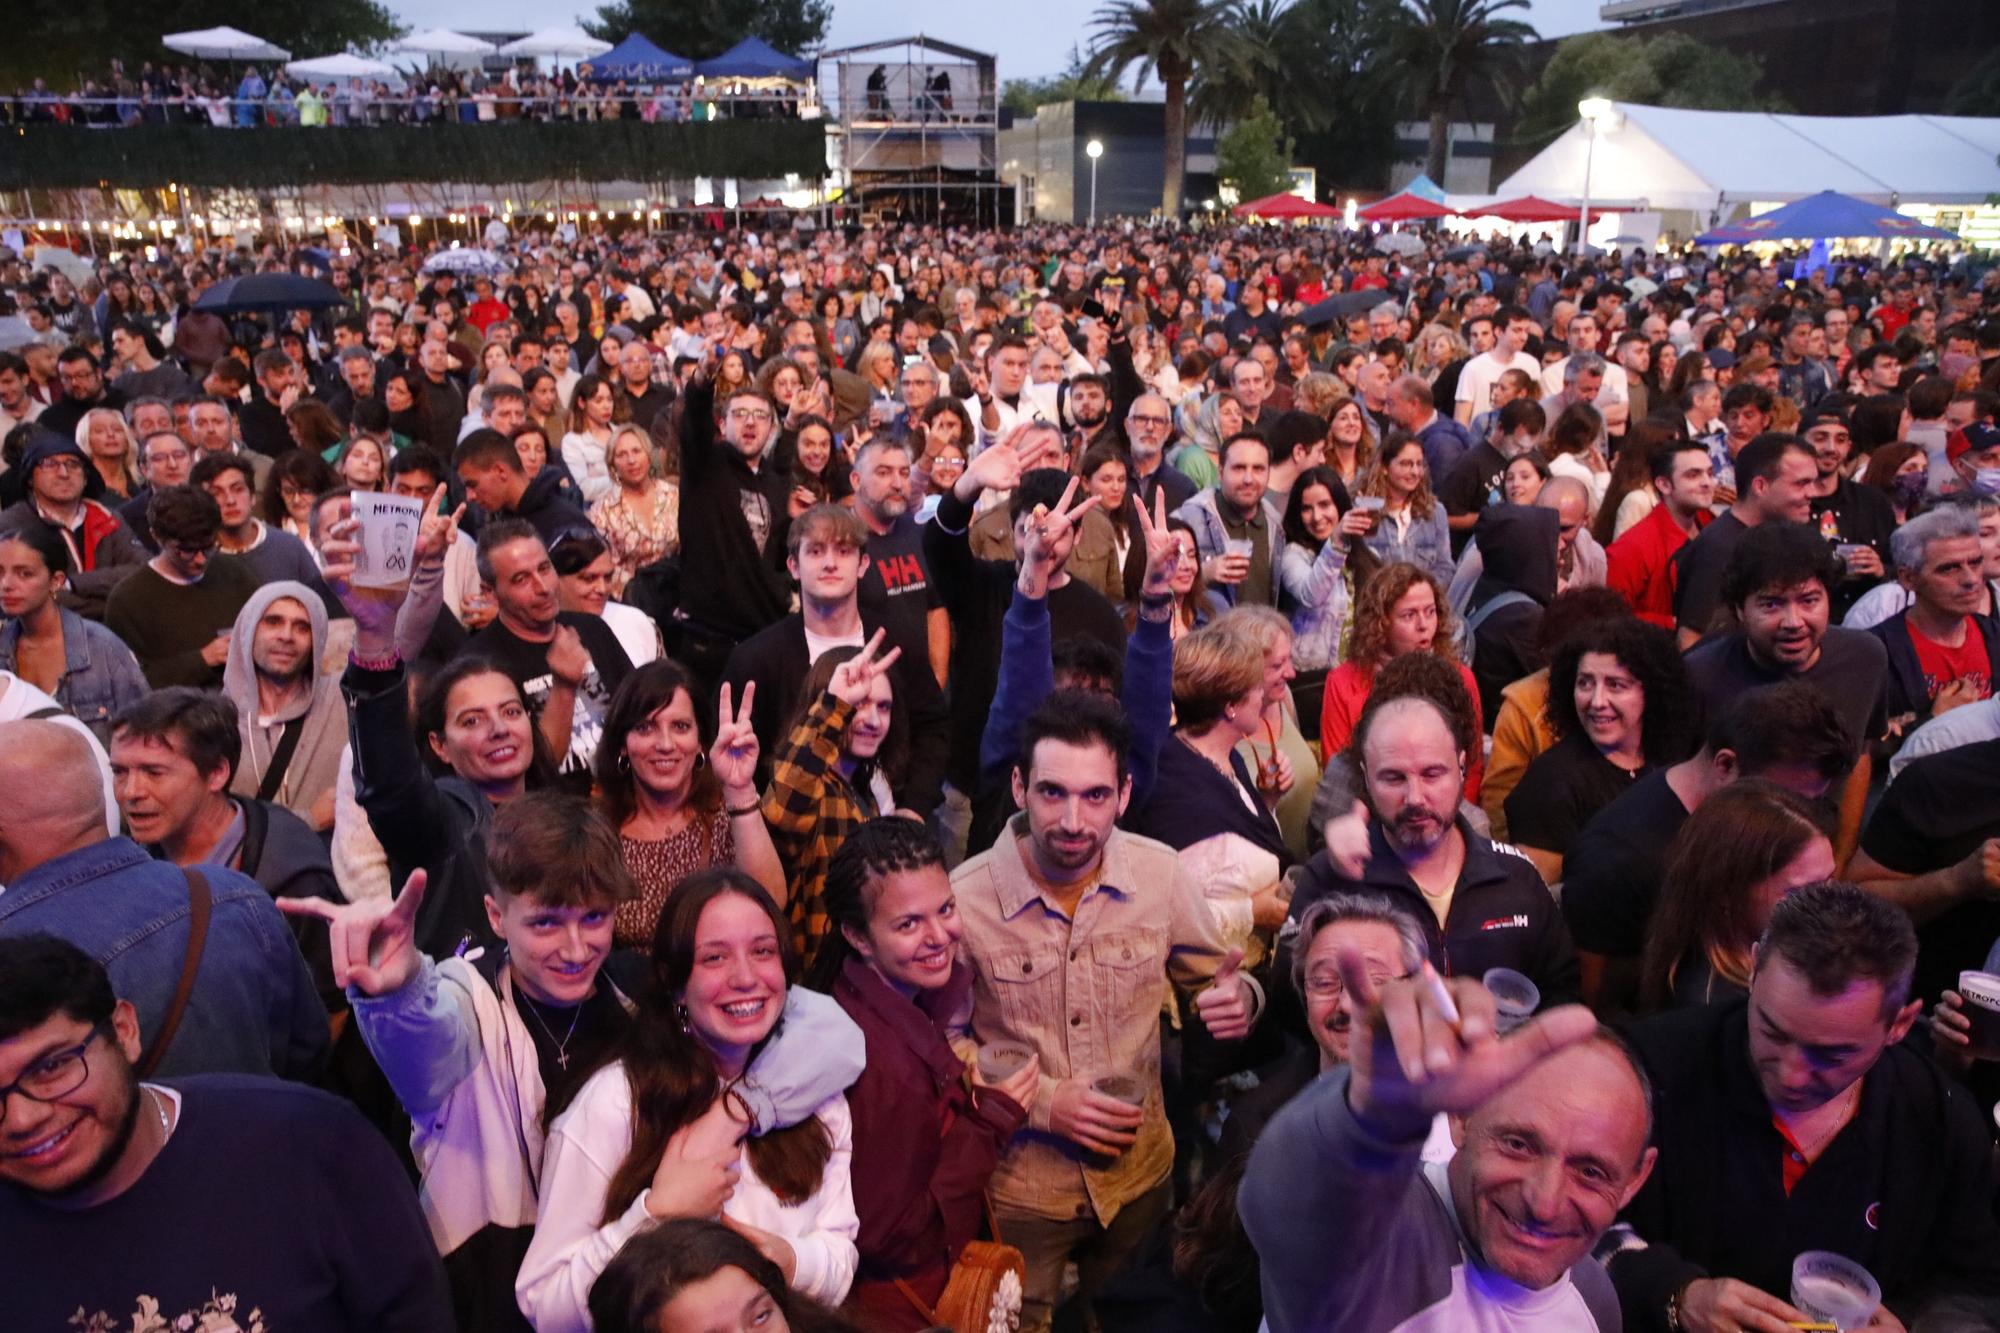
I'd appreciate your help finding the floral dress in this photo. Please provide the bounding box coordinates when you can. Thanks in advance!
[615,809,734,949]
[588,480,680,599]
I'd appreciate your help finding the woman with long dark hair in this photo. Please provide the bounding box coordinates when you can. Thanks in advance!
[260,447,337,544]
[812,818,1035,1330]
[594,661,785,949]
[1277,465,1377,722]
[519,869,861,1330]
[1505,617,1693,884]
[1638,780,1833,1011]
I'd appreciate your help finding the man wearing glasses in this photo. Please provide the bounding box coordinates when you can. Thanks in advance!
[0,431,147,621]
[675,377,796,684]
[105,485,259,689]
[1123,392,1195,515]
[0,933,444,1329]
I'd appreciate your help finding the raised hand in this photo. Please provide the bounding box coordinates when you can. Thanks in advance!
[1135,486,1179,599]
[1341,947,1598,1141]
[414,483,466,565]
[827,628,902,707]
[547,624,591,688]
[277,869,430,996]
[955,422,1057,502]
[710,681,760,796]
[1017,474,1101,597]
[1322,798,1373,880]
[317,507,405,648]
[1192,947,1254,1041]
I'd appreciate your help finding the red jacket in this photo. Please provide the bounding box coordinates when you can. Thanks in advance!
[1606,501,1710,629]
[834,955,1027,1331]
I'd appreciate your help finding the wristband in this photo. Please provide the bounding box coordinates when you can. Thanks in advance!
[349,646,400,672]
[727,802,763,818]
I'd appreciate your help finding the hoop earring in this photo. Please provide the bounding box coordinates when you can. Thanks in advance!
[694,752,706,769]
[616,751,631,773]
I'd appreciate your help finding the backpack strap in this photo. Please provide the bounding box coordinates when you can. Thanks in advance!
[137,869,211,1078]
[1466,589,1535,637]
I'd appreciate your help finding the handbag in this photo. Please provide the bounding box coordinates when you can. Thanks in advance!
[893,1085,1026,1333]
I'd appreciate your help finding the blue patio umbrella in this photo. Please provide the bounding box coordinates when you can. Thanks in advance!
[1695,191,1956,245]
[194,273,345,314]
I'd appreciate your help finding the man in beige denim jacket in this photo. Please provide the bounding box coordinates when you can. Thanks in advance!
[951,689,1262,1332]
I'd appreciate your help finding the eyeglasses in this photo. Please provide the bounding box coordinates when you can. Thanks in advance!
[728,407,774,424]
[163,540,218,560]
[0,1019,111,1114]
[36,457,84,474]
[1128,413,1171,429]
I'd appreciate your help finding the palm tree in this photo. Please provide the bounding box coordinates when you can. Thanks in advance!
[1390,0,1537,184]
[1083,0,1254,217]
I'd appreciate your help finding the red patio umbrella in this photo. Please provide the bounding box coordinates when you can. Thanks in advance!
[1357,190,1452,223]
[1233,191,1340,220]
[1481,195,1592,223]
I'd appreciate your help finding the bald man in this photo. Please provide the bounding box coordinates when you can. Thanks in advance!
[0,719,327,1080]
[0,670,117,834]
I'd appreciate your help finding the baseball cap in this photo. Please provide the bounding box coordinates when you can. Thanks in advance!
[1797,404,1850,434]
[1665,265,1689,281]
[1947,422,2000,463]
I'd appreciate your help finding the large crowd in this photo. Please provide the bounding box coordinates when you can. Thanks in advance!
[2,214,1999,1333]
[2,58,809,128]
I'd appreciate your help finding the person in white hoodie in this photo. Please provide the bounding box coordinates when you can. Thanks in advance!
[282,798,863,1333]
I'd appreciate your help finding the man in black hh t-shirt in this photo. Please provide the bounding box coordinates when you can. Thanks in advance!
[851,436,942,671]
[467,521,632,789]
[1,938,451,1331]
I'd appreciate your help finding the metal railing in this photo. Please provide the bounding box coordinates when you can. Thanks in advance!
[0,89,814,127]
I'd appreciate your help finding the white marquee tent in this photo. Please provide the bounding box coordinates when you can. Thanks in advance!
[1491,104,2000,220]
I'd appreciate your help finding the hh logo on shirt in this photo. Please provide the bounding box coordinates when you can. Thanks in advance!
[875,553,928,594]
[1480,914,1530,931]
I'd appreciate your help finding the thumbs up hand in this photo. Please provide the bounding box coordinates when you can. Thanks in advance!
[1193,946,1255,1041]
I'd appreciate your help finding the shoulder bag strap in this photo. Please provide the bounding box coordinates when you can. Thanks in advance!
[137,868,212,1078]
[256,715,308,803]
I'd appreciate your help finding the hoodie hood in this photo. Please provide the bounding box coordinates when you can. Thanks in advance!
[224,579,331,721]
[1470,504,1559,607]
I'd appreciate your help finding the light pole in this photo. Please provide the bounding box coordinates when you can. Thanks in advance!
[1086,138,1104,228]
[1576,97,1613,259]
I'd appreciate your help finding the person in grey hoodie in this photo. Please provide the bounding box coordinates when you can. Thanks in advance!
[1242,952,1656,1332]
[223,579,349,832]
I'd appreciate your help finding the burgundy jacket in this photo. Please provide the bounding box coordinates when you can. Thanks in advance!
[834,954,1028,1331]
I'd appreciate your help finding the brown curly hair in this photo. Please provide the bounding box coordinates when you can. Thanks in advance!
[1347,562,1458,668]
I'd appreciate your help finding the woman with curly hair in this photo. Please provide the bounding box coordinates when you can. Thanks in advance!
[260,447,337,545]
[1637,780,1833,1012]
[1318,563,1484,800]
[1504,616,1693,883]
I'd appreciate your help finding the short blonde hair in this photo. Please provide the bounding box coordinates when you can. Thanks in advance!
[1172,621,1267,735]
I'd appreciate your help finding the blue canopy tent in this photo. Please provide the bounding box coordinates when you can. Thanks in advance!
[587,33,694,82]
[1695,190,1956,245]
[695,36,811,81]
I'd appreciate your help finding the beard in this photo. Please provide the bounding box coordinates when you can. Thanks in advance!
[1385,803,1451,853]
[51,1063,142,1200]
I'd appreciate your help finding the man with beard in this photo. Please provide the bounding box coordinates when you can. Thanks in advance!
[1799,404,1894,618]
[1608,440,1716,630]
[1123,391,1195,515]
[0,935,448,1329]
[849,437,945,678]
[1287,694,1580,1004]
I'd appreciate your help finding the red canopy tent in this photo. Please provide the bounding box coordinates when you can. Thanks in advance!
[1480,195,1592,223]
[1357,190,1452,223]
[1233,191,1340,220]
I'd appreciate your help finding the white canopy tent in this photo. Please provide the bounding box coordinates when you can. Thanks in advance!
[391,29,498,58]
[163,26,292,61]
[1491,104,2000,219]
[496,26,613,60]
[285,54,399,81]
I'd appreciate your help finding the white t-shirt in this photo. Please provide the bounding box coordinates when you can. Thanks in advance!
[0,674,118,837]
[803,624,866,665]
[1456,351,1543,417]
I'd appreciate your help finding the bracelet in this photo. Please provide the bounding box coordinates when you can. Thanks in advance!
[348,646,400,672]
[726,802,763,818]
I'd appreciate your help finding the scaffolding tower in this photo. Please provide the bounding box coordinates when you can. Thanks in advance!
[818,35,1004,227]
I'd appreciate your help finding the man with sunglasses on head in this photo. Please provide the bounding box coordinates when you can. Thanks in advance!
[0,934,446,1330]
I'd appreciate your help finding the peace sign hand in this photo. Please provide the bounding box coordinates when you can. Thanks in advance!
[826,629,902,708]
[1135,485,1178,599]
[710,681,761,798]
[277,869,430,997]
[1017,474,1101,597]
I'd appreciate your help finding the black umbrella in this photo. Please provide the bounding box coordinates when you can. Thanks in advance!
[1297,289,1388,327]
[194,273,344,315]
[1444,245,1487,263]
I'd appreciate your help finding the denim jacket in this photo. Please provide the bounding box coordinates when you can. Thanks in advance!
[0,837,329,1080]
[0,607,152,744]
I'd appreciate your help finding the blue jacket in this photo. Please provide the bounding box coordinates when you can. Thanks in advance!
[1174,487,1285,613]
[1415,414,1476,486]
[0,836,327,1080]
[1362,501,1455,587]
[0,606,151,744]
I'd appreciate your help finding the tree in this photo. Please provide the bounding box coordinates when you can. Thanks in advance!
[1515,30,1781,150]
[1948,48,2000,116]
[584,0,831,61]
[1215,95,1295,201]
[9,0,400,88]
[1001,45,1125,117]
[1083,0,1255,217]
[1388,0,1538,185]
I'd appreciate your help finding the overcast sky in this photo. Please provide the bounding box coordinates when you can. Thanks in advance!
[394,0,1611,81]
